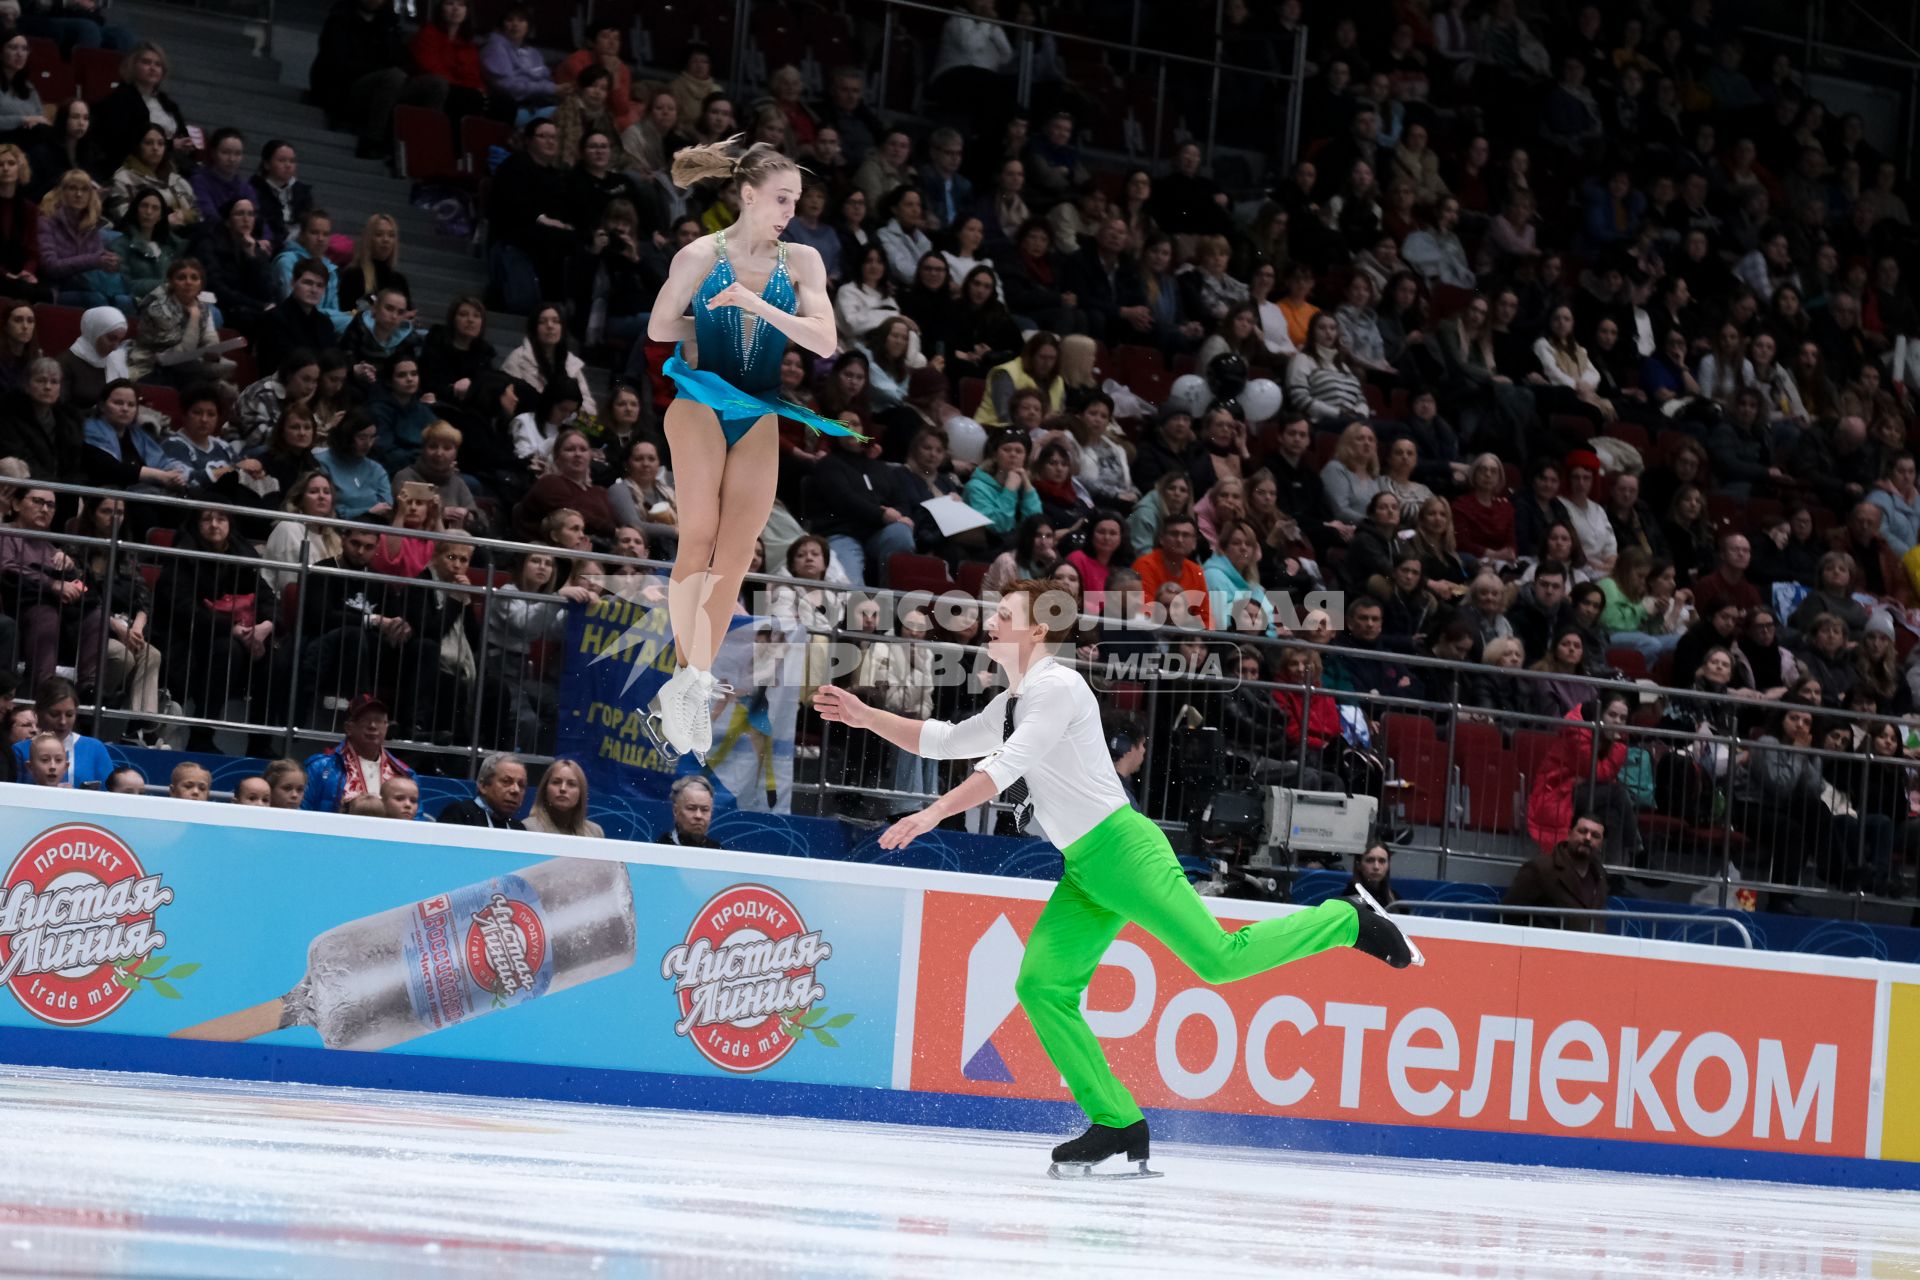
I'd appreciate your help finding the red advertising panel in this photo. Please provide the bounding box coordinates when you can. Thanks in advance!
[911,892,1877,1158]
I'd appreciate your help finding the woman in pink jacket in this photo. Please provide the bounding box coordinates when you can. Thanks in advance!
[1526,691,1639,859]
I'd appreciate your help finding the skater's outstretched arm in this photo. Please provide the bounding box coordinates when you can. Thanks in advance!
[879,771,1001,849]
[815,685,1008,759]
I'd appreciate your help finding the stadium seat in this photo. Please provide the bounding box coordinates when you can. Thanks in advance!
[138,384,181,424]
[393,105,466,185]
[145,527,174,548]
[887,553,954,596]
[1550,413,1594,442]
[1113,344,1162,386]
[1452,720,1502,760]
[1393,748,1450,827]
[1601,420,1650,452]
[219,329,257,390]
[33,304,83,357]
[1705,491,1745,527]
[29,53,73,104]
[958,377,984,415]
[956,561,989,597]
[460,115,512,175]
[1129,367,1172,406]
[1458,749,1517,832]
[1512,729,1559,786]
[1607,648,1650,680]
[1381,712,1436,761]
[73,46,122,99]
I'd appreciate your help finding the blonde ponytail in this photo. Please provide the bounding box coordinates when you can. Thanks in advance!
[670,133,800,191]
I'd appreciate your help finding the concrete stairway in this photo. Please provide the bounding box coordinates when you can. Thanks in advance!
[119,1,499,343]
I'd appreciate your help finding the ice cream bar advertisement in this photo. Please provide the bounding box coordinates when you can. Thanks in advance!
[0,797,903,1089]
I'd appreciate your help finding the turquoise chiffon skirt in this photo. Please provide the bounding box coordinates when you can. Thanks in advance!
[663,346,868,448]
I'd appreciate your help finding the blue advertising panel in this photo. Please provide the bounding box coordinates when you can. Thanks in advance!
[0,797,901,1090]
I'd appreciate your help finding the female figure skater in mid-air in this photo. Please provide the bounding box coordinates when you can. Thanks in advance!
[645,137,861,761]
[817,581,1423,1179]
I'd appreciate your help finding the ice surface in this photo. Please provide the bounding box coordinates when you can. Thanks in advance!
[0,1064,1916,1279]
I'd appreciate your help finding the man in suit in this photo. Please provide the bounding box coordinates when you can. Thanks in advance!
[657,775,720,848]
[438,751,528,830]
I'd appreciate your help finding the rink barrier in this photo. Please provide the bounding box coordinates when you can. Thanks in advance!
[0,788,1918,1191]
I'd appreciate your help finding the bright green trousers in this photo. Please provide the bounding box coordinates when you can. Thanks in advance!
[1014,804,1361,1128]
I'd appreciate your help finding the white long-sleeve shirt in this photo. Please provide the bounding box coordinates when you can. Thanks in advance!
[916,654,1129,848]
[1531,338,1601,392]
[1562,495,1617,567]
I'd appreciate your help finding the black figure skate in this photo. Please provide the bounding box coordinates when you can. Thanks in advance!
[1351,883,1425,968]
[1046,1119,1163,1180]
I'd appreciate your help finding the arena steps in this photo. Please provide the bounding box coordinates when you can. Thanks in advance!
[121,1,494,335]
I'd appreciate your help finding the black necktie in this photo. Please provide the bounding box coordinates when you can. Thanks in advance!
[1002,696,1032,833]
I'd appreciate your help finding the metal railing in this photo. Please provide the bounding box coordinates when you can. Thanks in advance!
[1389,901,1757,948]
[12,477,1920,915]
[694,0,1305,170]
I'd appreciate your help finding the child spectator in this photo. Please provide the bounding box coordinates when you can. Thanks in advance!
[168,761,211,800]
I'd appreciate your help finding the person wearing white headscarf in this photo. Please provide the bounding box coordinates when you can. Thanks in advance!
[58,307,132,409]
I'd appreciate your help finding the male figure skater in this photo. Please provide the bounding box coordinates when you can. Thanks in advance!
[816,581,1422,1178]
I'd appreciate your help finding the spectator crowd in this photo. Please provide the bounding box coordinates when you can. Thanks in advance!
[3,0,1920,903]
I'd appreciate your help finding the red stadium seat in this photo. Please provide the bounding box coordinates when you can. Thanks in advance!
[1705,491,1745,528]
[138,384,181,424]
[1381,712,1436,763]
[1550,413,1594,442]
[1392,747,1449,827]
[958,377,984,415]
[1601,420,1649,452]
[887,553,954,596]
[30,56,74,105]
[393,105,465,185]
[1458,749,1517,832]
[24,36,58,69]
[956,561,989,597]
[1607,648,1650,681]
[145,527,174,548]
[33,304,83,357]
[1512,728,1559,787]
[73,46,121,100]
[1452,720,1501,759]
[460,114,512,175]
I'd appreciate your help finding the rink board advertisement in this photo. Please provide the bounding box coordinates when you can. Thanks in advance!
[0,801,900,1090]
[0,788,1918,1190]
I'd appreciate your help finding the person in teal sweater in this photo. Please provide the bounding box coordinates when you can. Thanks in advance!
[1202,519,1270,631]
[316,410,394,520]
[368,354,438,471]
[964,431,1042,536]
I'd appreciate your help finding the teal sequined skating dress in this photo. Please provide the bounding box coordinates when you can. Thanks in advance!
[662,230,865,447]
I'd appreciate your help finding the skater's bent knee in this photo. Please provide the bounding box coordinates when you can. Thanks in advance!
[1013,960,1069,1008]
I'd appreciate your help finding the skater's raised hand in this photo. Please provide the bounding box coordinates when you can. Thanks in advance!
[706,280,767,316]
[813,685,872,729]
[878,807,941,850]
